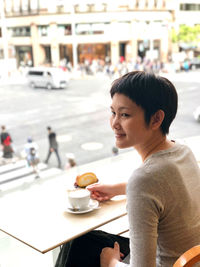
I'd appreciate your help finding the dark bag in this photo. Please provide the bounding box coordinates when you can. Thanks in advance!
[55,230,129,267]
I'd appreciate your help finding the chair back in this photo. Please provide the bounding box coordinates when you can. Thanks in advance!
[173,245,200,267]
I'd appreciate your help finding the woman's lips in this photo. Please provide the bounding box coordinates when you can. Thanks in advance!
[115,133,126,138]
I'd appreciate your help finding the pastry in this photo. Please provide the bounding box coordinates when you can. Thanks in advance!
[75,172,98,188]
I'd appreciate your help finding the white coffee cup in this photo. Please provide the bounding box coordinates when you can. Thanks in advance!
[67,189,91,210]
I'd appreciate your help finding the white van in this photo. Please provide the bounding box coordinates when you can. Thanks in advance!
[26,67,70,89]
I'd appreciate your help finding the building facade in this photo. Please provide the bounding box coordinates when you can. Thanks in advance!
[0,0,178,69]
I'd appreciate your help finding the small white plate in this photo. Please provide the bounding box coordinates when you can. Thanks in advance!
[66,199,99,214]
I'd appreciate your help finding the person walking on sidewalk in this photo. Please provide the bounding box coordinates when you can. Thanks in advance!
[0,125,14,158]
[45,126,61,168]
[24,137,40,178]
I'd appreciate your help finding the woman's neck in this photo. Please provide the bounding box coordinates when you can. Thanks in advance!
[136,133,174,162]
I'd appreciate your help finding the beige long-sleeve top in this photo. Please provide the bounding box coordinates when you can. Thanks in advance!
[117,143,200,267]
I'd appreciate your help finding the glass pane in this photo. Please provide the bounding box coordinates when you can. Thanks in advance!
[39,0,47,9]
[30,0,38,10]
[22,0,29,11]
[13,0,20,12]
[5,0,12,13]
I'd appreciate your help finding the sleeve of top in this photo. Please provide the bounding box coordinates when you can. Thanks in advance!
[126,169,164,267]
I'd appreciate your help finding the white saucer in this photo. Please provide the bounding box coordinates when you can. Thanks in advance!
[66,199,99,214]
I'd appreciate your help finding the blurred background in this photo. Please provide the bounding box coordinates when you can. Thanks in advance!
[0,0,200,168]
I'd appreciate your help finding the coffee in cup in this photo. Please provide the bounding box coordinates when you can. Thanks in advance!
[67,189,90,210]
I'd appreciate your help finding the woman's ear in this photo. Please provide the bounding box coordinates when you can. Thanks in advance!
[150,110,165,130]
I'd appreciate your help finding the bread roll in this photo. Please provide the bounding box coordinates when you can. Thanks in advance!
[75,172,98,188]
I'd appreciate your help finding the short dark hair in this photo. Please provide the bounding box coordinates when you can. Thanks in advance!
[110,71,178,135]
[47,126,51,131]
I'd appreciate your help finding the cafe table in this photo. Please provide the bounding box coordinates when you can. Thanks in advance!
[0,150,141,254]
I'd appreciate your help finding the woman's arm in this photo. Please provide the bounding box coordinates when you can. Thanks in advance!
[87,183,127,201]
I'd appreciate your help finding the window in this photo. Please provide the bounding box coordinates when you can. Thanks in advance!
[76,24,91,35]
[180,3,200,11]
[38,26,49,36]
[48,2,56,12]
[5,0,12,13]
[58,25,72,36]
[22,0,29,11]
[91,23,106,34]
[39,0,48,9]
[28,71,44,76]
[76,23,109,35]
[9,27,31,37]
[13,0,21,12]
[30,0,39,10]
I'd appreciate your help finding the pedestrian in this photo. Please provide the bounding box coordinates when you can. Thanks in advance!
[0,125,14,158]
[24,137,40,178]
[55,71,200,267]
[45,126,61,168]
[65,153,77,170]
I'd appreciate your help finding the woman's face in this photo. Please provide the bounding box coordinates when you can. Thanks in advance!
[110,93,151,149]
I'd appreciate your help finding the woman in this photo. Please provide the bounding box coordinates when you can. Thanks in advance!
[55,71,200,267]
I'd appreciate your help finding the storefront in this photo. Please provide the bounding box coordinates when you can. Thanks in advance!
[15,46,33,67]
[77,43,110,63]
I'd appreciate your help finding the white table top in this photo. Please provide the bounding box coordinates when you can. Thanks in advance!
[0,175,127,253]
[0,150,141,253]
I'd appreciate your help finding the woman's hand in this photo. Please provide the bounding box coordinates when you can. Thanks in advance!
[100,242,123,267]
[87,182,127,202]
[87,183,116,201]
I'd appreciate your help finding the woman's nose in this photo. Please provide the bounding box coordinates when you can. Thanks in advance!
[111,116,120,129]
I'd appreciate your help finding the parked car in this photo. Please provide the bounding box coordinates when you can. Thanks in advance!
[189,58,200,70]
[193,106,200,122]
[26,67,70,89]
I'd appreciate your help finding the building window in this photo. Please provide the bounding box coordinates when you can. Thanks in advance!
[48,2,56,12]
[13,0,21,13]
[76,24,91,35]
[30,0,39,11]
[9,27,31,37]
[5,0,12,13]
[39,0,48,10]
[180,4,200,11]
[156,0,164,9]
[91,23,107,34]
[76,23,109,35]
[58,25,72,36]
[22,0,29,12]
[38,26,49,37]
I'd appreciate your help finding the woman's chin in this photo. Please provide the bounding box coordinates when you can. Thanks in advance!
[115,141,129,149]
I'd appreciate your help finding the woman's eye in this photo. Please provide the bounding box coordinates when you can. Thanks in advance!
[121,113,130,117]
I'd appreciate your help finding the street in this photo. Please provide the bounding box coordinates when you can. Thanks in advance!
[1,71,200,168]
